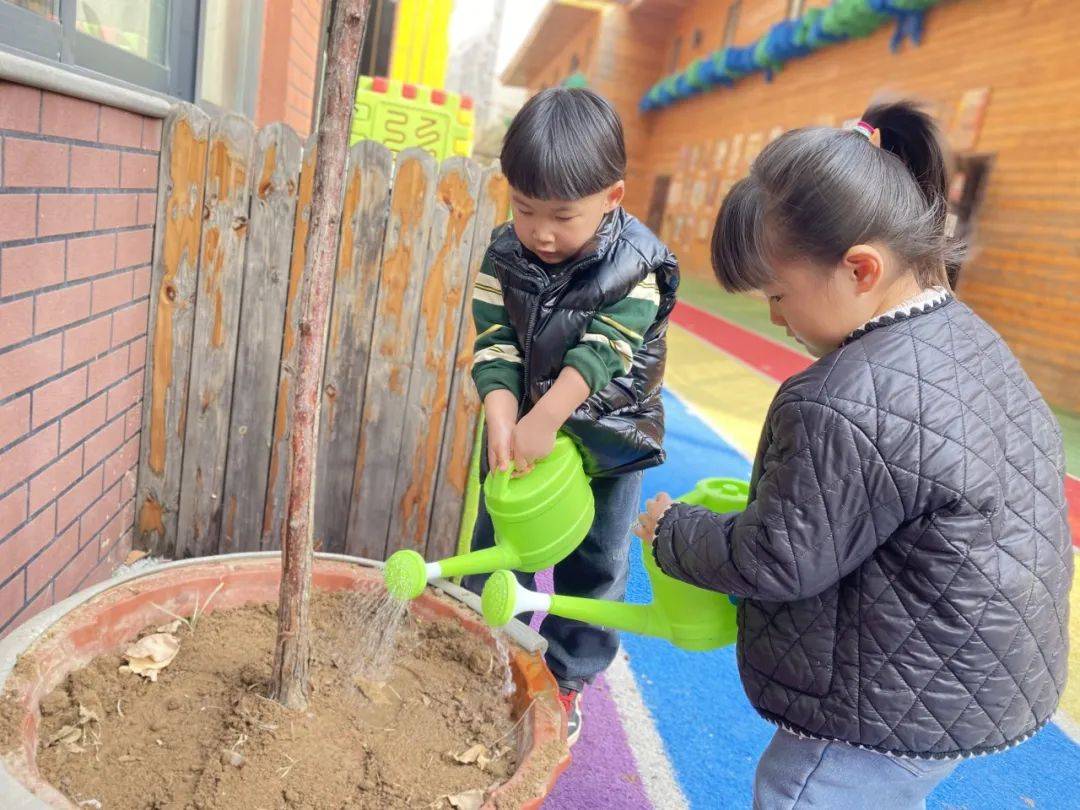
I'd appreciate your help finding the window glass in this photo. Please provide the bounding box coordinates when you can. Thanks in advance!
[75,0,169,64]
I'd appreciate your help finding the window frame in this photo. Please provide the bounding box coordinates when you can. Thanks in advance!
[0,0,199,100]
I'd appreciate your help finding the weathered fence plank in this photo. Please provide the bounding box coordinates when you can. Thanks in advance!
[345,148,438,558]
[388,157,482,555]
[262,135,319,550]
[175,115,256,558]
[426,168,510,559]
[135,104,211,556]
[313,140,393,554]
[220,124,303,554]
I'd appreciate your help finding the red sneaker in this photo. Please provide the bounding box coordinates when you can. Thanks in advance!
[557,688,582,747]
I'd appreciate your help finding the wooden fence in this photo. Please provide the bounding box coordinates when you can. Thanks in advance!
[134,104,509,562]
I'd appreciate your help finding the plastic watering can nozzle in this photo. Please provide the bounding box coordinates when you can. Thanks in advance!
[481,570,552,627]
[384,549,441,601]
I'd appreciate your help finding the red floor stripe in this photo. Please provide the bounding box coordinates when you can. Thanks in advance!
[671,299,1080,547]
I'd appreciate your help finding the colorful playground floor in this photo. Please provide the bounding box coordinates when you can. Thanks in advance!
[540,300,1080,810]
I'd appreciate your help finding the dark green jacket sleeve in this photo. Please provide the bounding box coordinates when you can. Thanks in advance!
[563,274,661,394]
[471,257,523,401]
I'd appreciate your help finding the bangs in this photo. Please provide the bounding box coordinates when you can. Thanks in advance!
[710,177,777,293]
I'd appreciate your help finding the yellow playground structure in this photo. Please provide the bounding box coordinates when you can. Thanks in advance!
[351,0,475,160]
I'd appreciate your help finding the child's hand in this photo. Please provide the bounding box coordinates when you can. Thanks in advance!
[487,414,515,473]
[509,410,556,477]
[484,390,519,473]
[634,493,674,543]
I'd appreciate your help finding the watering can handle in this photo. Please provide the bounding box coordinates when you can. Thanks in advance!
[488,462,516,498]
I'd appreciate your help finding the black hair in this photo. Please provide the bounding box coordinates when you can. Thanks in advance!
[711,99,963,292]
[500,88,626,200]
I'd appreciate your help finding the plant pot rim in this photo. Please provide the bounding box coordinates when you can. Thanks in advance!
[0,552,567,810]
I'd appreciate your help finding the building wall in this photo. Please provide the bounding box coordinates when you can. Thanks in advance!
[255,0,326,136]
[0,80,159,634]
[633,0,1079,410]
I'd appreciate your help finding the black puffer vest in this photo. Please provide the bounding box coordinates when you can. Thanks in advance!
[486,208,679,477]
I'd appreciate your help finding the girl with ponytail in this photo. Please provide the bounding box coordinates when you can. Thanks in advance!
[634,101,1071,808]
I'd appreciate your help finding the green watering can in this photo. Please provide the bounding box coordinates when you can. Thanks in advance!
[481,477,749,651]
[383,434,594,601]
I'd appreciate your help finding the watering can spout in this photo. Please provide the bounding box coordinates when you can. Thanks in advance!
[481,570,670,640]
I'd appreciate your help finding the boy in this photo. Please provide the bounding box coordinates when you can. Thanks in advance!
[463,88,679,745]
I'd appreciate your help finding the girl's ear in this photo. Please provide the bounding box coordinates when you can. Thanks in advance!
[603,181,626,212]
[843,244,886,294]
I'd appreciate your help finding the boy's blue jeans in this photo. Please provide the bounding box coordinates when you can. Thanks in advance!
[462,466,643,692]
[754,729,959,810]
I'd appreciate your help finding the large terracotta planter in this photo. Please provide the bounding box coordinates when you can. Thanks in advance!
[0,553,570,809]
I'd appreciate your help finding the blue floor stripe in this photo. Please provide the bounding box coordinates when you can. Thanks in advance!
[619,390,1080,810]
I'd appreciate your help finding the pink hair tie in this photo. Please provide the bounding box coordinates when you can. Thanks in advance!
[852,120,877,140]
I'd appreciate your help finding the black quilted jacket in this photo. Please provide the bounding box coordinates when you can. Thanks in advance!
[487,208,679,477]
[653,296,1072,758]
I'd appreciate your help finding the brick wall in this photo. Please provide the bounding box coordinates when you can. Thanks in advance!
[0,80,160,635]
[256,0,326,136]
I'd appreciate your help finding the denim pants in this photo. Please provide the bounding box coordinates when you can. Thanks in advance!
[463,464,643,691]
[754,729,959,810]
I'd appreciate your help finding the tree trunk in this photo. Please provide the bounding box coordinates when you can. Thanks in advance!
[271,0,370,711]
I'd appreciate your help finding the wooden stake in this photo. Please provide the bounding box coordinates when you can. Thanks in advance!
[271,0,370,710]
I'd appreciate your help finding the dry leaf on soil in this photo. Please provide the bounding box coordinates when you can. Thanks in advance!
[118,633,180,681]
[452,743,493,770]
[443,788,485,810]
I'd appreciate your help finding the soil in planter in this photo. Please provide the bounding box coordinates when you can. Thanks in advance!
[30,591,523,809]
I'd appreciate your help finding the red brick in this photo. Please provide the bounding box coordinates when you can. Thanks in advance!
[62,315,110,369]
[98,498,134,559]
[32,366,87,427]
[0,298,33,350]
[28,447,82,512]
[0,572,26,632]
[41,94,99,142]
[0,240,65,297]
[34,283,91,334]
[127,336,147,372]
[2,138,67,187]
[142,118,162,151]
[0,424,57,494]
[54,536,99,600]
[84,417,124,471]
[94,194,137,229]
[66,233,115,281]
[105,435,139,489]
[57,466,102,530]
[0,82,41,132]
[133,266,151,299]
[98,108,143,148]
[91,270,132,314]
[107,371,143,420]
[123,406,141,440]
[70,145,120,189]
[137,192,157,226]
[0,486,26,540]
[120,153,158,190]
[88,347,127,395]
[0,194,37,242]
[0,334,61,396]
[0,395,30,449]
[115,228,153,268]
[80,482,121,546]
[37,194,94,238]
[111,300,148,346]
[59,394,106,451]
[11,576,52,629]
[120,468,136,504]
[0,504,54,583]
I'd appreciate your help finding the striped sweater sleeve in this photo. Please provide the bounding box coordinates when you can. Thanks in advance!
[563,273,661,395]
[471,257,523,401]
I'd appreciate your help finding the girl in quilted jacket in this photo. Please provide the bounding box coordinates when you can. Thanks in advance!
[636,101,1072,809]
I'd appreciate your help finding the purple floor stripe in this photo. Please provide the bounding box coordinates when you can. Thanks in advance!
[528,570,652,809]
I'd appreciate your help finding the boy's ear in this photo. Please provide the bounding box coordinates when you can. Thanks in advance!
[843,244,885,294]
[603,181,626,212]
